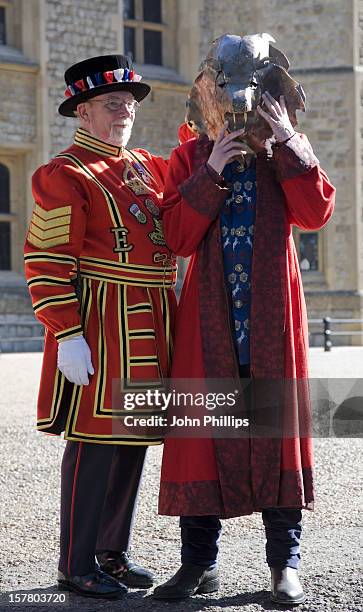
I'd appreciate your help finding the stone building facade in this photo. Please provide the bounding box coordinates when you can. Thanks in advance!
[0,0,361,348]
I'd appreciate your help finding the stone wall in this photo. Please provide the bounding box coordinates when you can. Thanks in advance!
[359,74,363,292]
[198,0,256,57]
[0,313,44,352]
[296,72,355,293]
[0,68,37,146]
[358,0,363,64]
[129,84,188,156]
[199,0,353,69]
[45,0,120,156]
[253,0,353,70]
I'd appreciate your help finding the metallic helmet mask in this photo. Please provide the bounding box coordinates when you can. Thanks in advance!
[186,33,306,144]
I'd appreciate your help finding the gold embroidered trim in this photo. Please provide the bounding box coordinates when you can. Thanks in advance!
[127,302,152,313]
[74,128,124,157]
[79,268,176,288]
[79,255,177,274]
[24,252,76,265]
[129,329,156,338]
[33,293,78,313]
[34,203,71,220]
[55,325,83,341]
[27,275,71,287]
[32,213,71,230]
[27,233,70,249]
[28,203,71,248]
[37,369,65,428]
[29,223,70,240]
[93,282,107,417]
[55,153,127,264]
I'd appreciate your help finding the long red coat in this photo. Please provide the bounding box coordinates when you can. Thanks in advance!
[158,133,335,518]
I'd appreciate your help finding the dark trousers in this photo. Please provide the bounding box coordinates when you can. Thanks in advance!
[180,363,303,570]
[59,441,146,576]
[180,509,302,570]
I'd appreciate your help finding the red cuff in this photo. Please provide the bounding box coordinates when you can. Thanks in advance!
[272,133,319,181]
[178,163,230,219]
[205,163,227,186]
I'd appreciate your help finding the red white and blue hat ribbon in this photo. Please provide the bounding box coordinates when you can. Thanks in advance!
[64,68,142,97]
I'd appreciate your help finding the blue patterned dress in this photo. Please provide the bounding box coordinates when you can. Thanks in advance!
[220,159,257,365]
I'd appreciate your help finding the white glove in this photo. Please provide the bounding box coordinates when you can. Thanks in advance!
[57,335,94,386]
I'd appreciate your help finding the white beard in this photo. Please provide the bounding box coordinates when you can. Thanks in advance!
[109,124,133,147]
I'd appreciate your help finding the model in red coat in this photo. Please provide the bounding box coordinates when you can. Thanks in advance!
[154,90,335,604]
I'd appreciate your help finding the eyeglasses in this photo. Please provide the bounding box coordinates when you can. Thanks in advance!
[89,99,140,113]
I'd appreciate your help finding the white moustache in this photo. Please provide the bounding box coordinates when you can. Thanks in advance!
[112,122,132,128]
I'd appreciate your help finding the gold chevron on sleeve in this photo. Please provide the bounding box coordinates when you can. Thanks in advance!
[32,213,71,230]
[27,232,70,249]
[29,221,70,239]
[34,203,71,220]
[27,204,71,249]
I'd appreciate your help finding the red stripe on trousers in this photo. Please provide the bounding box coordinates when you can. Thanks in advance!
[67,442,83,576]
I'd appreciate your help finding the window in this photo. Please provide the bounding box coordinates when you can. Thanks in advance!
[0,222,10,269]
[298,232,319,272]
[124,26,135,60]
[0,6,6,45]
[123,0,165,66]
[143,0,161,23]
[124,0,135,20]
[0,163,11,270]
[144,29,162,65]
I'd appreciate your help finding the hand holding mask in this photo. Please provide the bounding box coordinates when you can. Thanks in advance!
[207,124,247,174]
[257,92,296,143]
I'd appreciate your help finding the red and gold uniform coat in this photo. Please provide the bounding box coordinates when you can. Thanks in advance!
[24,128,176,445]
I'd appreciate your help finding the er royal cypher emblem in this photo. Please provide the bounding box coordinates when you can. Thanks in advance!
[110,226,134,252]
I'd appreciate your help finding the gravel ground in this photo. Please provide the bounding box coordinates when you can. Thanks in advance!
[0,350,362,612]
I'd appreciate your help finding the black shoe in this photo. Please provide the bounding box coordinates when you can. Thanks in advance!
[97,551,154,588]
[57,568,127,599]
[270,567,305,605]
[153,563,219,600]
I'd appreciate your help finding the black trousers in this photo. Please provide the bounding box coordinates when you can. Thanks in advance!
[59,441,146,576]
[180,509,302,569]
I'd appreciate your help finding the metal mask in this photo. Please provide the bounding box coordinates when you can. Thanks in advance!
[186,33,306,144]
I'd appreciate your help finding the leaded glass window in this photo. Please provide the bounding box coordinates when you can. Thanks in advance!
[144,29,162,65]
[299,232,319,271]
[123,0,166,66]
[0,7,6,46]
[0,164,11,270]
